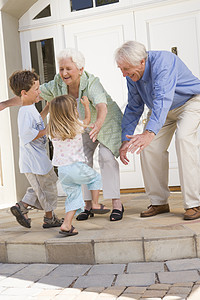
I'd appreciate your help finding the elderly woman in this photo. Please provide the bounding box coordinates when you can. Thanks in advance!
[1,48,124,221]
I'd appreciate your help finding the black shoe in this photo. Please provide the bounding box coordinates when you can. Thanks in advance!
[110,205,124,221]
[76,209,94,221]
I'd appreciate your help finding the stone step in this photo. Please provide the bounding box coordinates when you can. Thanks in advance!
[0,192,200,264]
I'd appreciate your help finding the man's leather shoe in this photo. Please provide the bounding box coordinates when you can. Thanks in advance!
[140,204,170,217]
[184,207,200,220]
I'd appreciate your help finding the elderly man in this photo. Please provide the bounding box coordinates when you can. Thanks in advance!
[115,40,200,220]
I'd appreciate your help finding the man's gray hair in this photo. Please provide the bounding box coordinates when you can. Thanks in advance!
[115,41,148,66]
[57,48,85,69]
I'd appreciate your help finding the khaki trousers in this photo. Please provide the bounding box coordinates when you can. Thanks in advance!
[141,95,200,209]
[82,132,120,200]
[22,168,58,212]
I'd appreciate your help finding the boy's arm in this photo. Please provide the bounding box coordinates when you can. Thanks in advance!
[32,127,47,141]
[81,96,91,126]
[40,102,49,120]
[0,96,22,111]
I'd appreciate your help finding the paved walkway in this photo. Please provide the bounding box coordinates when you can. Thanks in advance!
[0,259,200,299]
[1,191,200,298]
[1,192,200,264]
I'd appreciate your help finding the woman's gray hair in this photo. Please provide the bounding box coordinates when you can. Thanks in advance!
[56,48,85,69]
[115,41,148,66]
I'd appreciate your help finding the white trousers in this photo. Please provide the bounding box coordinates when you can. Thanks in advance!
[82,132,120,200]
[141,95,200,209]
[22,168,58,212]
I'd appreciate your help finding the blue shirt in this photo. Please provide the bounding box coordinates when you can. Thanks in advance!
[18,104,52,175]
[122,51,200,140]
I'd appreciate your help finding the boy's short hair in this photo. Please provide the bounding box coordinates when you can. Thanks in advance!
[9,70,39,97]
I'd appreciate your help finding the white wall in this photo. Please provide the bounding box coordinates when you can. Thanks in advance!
[0,11,29,207]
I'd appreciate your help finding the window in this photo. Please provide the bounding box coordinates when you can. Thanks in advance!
[70,0,93,11]
[70,0,119,12]
[33,5,51,19]
[30,38,56,112]
[95,0,119,7]
[30,38,56,84]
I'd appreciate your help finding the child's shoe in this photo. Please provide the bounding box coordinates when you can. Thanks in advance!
[10,201,31,228]
[43,214,64,228]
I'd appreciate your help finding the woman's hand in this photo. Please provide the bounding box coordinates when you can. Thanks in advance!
[0,96,22,111]
[89,122,101,142]
[89,103,107,142]
[0,102,6,111]
[126,130,155,154]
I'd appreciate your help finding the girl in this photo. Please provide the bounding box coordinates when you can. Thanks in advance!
[48,95,103,236]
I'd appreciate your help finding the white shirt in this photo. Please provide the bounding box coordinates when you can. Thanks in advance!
[52,133,86,167]
[18,104,52,175]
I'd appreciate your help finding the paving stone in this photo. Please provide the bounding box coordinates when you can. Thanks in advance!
[123,286,147,293]
[35,289,62,298]
[115,273,155,287]
[0,263,27,275]
[88,264,126,275]
[84,287,105,293]
[140,298,161,300]
[118,295,141,299]
[0,296,23,299]
[188,285,200,299]
[167,286,191,295]
[144,237,196,261]
[32,275,77,289]
[142,289,167,298]
[54,295,77,300]
[97,293,117,299]
[148,284,171,290]
[0,286,7,293]
[58,288,83,295]
[0,277,33,288]
[98,286,125,300]
[47,264,91,277]
[163,296,186,300]
[94,241,144,264]
[158,270,200,284]
[0,243,7,262]
[12,263,58,281]
[7,243,47,263]
[166,258,200,271]
[74,275,114,288]
[99,286,125,297]
[127,262,164,273]
[172,282,194,287]
[0,287,42,296]
[72,291,99,300]
[0,276,6,282]
[46,242,95,264]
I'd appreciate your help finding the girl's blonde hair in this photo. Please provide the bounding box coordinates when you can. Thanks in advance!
[48,95,83,140]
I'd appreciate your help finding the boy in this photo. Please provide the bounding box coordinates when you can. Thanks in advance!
[9,70,63,229]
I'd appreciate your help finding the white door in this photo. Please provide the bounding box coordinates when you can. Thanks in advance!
[64,12,147,188]
[20,25,64,70]
[135,0,200,186]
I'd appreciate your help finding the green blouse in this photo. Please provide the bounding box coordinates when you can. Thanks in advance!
[40,71,123,157]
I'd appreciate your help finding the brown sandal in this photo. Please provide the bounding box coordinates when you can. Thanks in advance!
[10,202,31,228]
[59,225,78,237]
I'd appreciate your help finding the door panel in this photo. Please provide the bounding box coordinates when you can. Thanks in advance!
[135,3,200,187]
[64,13,146,188]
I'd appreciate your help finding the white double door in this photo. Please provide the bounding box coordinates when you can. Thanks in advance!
[21,7,195,189]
